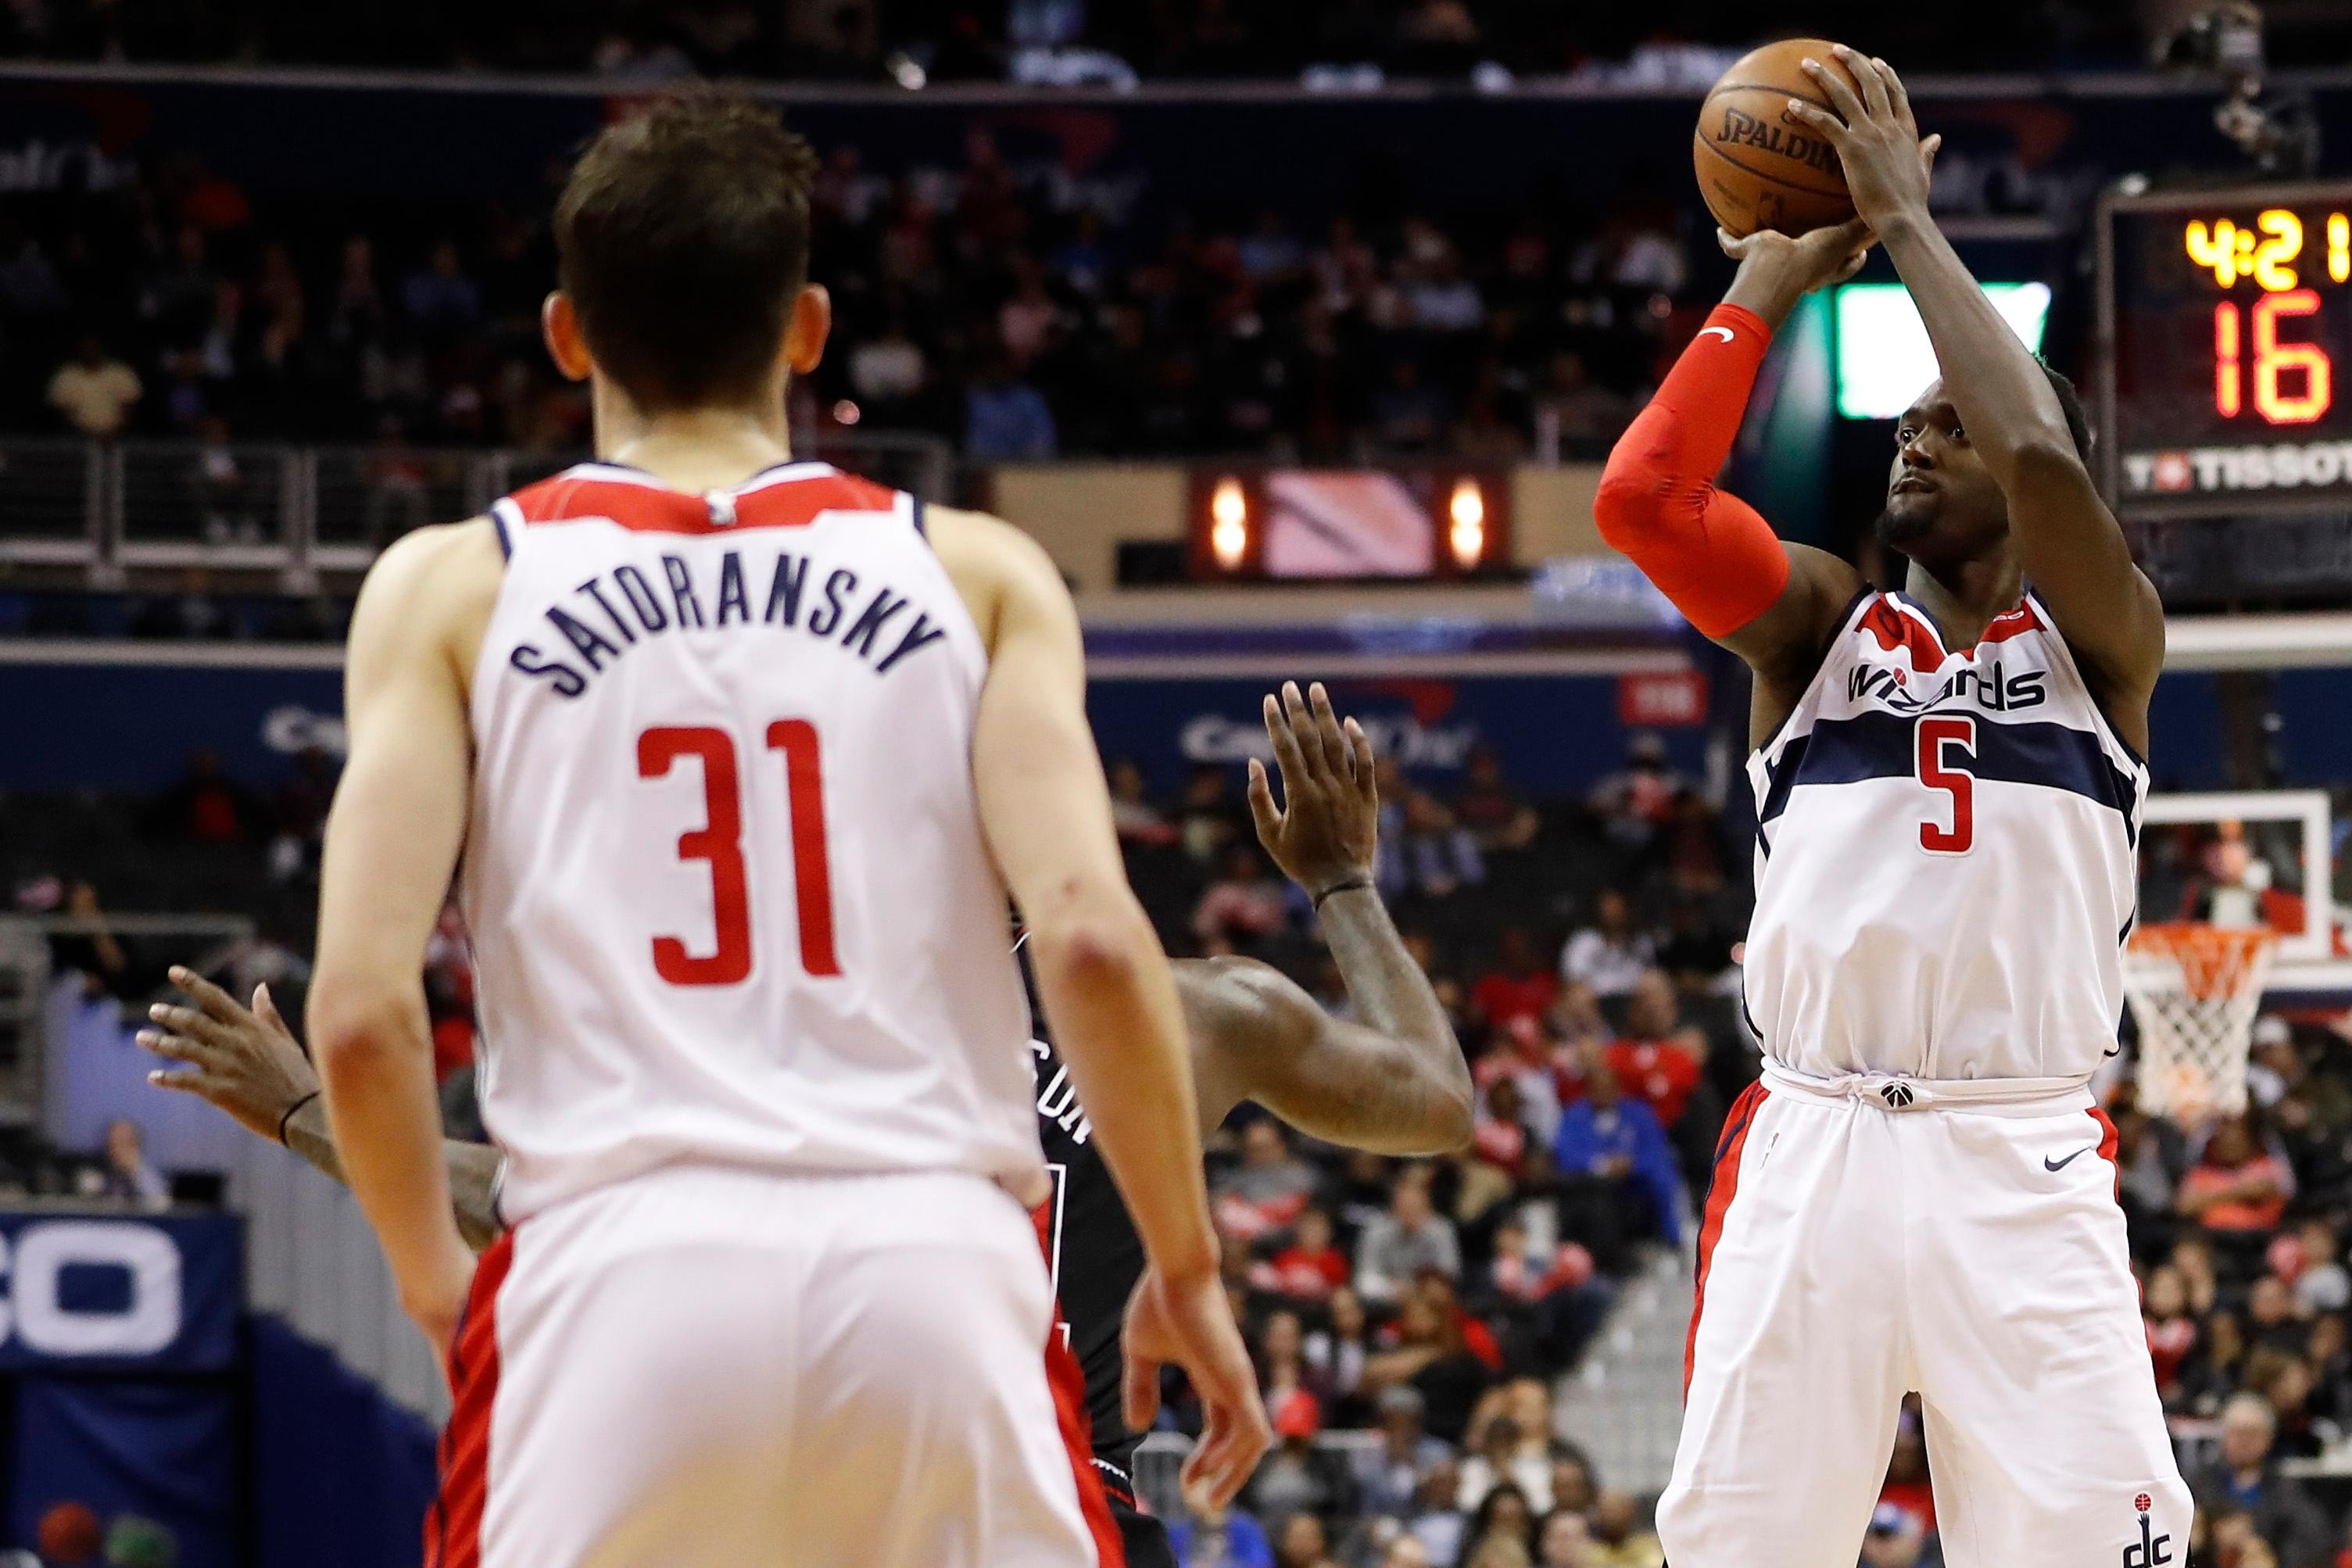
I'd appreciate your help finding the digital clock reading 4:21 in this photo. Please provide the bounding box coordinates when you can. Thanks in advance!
[2098,180,2352,519]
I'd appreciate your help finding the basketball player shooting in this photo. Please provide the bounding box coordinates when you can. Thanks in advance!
[288,91,1265,1566]
[145,680,1471,1568]
[1596,45,2183,1568]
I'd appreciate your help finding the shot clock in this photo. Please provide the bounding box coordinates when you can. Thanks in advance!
[2096,180,2352,517]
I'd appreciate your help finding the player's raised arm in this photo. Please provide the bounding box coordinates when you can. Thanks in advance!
[139,966,507,1251]
[309,519,502,1358]
[1792,47,2164,720]
[1180,682,1471,1155]
[1595,217,1874,731]
[929,504,1270,1505]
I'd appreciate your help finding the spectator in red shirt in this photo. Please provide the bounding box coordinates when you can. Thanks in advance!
[2179,1113,2294,1234]
[1602,969,1718,1182]
[1194,845,1292,953]
[1452,746,1541,854]
[2146,1264,2200,1406]
[1472,928,1560,1038]
[1875,1402,1937,1536]
[1218,1119,1322,1240]
[1256,1205,1353,1304]
[149,748,264,844]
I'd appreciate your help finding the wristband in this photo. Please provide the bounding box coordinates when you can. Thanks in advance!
[277,1090,322,1147]
[1312,876,1373,911]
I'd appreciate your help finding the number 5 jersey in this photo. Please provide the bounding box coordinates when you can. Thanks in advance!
[462,461,1046,1224]
[1742,589,2150,1085]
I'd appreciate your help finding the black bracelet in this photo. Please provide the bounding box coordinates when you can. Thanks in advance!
[277,1090,322,1147]
[1312,876,1373,911]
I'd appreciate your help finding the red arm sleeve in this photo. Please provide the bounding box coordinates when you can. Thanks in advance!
[1593,303,1792,639]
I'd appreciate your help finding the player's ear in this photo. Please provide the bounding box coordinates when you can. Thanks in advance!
[785,284,831,376]
[542,292,595,383]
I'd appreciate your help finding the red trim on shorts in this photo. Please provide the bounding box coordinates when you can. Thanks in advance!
[506,471,897,533]
[426,1230,517,1568]
[2090,1104,2123,1201]
[1685,1080,1768,1398]
[1044,1322,1126,1566]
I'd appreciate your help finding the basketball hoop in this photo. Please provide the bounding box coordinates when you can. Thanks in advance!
[2122,922,2277,1122]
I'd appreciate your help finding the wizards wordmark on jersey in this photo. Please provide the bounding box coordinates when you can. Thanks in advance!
[1740,589,2150,1084]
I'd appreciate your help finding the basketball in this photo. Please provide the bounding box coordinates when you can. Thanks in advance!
[1693,38,1860,237]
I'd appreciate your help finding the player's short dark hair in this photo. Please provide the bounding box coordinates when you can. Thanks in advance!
[553,90,818,411]
[2039,357,2094,465]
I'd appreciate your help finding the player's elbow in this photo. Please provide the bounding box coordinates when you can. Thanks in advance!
[1593,408,1697,553]
[1994,429,2090,489]
[1029,890,1163,995]
[307,979,423,1080]
[1592,453,1671,553]
[1385,1075,1476,1157]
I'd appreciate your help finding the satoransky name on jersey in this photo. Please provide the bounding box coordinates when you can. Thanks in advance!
[1847,658,2048,714]
[509,546,953,698]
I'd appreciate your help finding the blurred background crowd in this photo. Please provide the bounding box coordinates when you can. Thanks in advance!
[19,731,2352,1566]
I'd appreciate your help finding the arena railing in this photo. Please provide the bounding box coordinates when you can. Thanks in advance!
[0,431,955,580]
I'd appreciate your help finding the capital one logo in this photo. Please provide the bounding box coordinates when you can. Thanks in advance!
[0,1223,182,1357]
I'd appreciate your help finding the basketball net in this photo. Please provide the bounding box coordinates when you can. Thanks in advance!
[2122,922,2276,1122]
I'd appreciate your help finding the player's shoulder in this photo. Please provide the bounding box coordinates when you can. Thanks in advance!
[350,517,505,657]
[922,504,1059,582]
[368,516,503,587]
[918,504,1071,648]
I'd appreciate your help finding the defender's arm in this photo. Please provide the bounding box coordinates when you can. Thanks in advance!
[1794,48,2164,721]
[1184,682,1470,1153]
[142,967,507,1251]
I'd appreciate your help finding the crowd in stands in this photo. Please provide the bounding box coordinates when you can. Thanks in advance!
[2,115,1713,478]
[18,732,2352,1565]
[0,2,2161,82]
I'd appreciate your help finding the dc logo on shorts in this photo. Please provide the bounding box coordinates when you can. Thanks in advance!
[1879,1082,1915,1108]
[2123,1493,2171,1566]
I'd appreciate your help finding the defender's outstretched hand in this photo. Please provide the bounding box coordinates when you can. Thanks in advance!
[141,966,318,1142]
[1248,680,1378,899]
[1786,47,1940,234]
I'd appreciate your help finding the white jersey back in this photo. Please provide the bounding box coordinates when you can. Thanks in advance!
[463,461,1042,1223]
[1744,589,2148,1083]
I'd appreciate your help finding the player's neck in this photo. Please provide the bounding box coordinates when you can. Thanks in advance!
[1901,552,2024,648]
[593,387,795,494]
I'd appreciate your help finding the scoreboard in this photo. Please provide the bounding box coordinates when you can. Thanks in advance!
[2097,180,2352,518]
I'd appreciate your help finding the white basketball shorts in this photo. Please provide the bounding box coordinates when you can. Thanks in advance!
[424,1165,1120,1567]
[1659,1064,2192,1568]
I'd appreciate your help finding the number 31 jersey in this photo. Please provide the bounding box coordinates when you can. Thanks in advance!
[1742,589,2148,1085]
[461,461,1045,1224]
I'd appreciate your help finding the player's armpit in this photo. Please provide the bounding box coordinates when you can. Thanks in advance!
[1180,956,1473,1155]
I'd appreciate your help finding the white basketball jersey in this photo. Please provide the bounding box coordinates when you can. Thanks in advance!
[1743,589,2149,1083]
[462,460,1043,1223]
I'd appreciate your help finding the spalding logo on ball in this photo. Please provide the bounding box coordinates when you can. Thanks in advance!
[1693,38,1864,238]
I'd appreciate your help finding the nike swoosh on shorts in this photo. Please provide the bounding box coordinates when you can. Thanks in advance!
[2044,1147,2096,1172]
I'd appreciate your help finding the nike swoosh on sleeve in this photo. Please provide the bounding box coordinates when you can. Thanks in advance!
[1699,326,1735,342]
